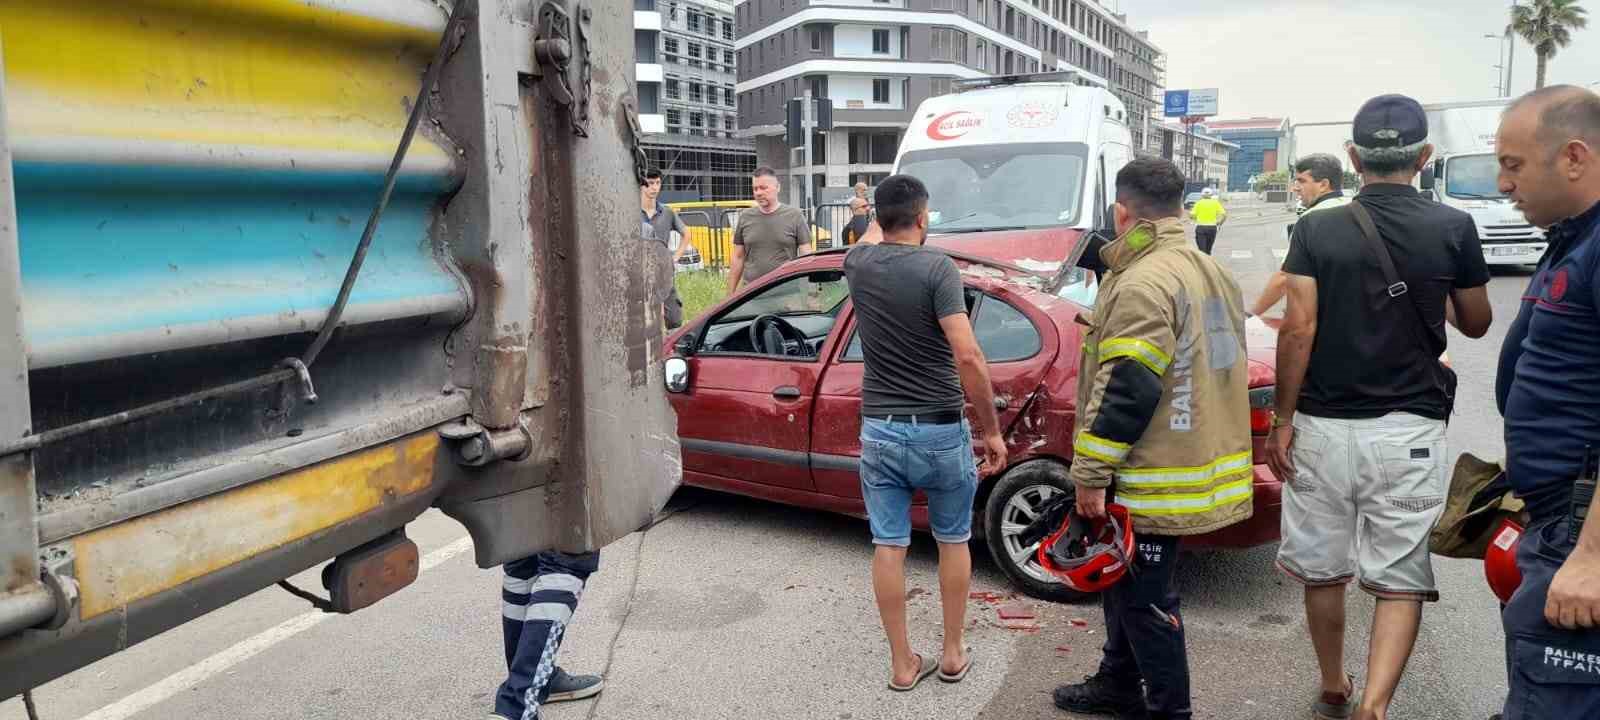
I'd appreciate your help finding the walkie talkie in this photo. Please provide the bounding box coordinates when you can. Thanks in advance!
[1571,445,1598,544]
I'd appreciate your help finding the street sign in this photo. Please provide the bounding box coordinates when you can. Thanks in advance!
[1163,88,1219,118]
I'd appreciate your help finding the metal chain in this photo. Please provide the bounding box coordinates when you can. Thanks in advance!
[624,95,649,185]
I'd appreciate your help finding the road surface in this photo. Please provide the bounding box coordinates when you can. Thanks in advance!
[4,200,1528,720]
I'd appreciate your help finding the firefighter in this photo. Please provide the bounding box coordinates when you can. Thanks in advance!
[1053,158,1253,720]
[1492,85,1600,719]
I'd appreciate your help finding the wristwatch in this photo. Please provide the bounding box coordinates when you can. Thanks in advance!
[1270,414,1293,430]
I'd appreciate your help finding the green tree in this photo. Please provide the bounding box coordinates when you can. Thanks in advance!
[1251,170,1289,193]
[1510,0,1589,89]
[1343,170,1361,190]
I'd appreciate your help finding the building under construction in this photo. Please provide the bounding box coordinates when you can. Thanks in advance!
[635,0,757,202]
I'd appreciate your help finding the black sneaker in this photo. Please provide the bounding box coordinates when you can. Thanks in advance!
[1053,674,1149,719]
[545,667,604,703]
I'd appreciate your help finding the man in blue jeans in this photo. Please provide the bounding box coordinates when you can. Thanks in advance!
[844,174,1008,692]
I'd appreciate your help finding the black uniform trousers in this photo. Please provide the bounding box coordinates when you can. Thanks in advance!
[1098,532,1192,719]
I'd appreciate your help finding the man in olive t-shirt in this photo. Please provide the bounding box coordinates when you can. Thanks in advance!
[729,166,813,294]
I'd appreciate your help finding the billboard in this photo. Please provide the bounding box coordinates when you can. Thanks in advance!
[1163,88,1219,118]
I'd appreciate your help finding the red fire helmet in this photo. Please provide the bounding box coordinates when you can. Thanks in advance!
[1037,503,1135,593]
[1485,516,1525,605]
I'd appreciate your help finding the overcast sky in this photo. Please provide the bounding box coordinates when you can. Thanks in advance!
[1115,0,1600,160]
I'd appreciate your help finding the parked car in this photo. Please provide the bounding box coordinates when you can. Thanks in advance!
[660,232,1283,601]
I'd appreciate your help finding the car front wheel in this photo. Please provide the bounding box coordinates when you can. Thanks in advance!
[983,460,1090,603]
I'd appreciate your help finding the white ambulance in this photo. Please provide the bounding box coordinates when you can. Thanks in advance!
[891,71,1135,269]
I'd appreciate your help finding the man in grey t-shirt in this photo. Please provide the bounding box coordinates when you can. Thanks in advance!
[729,166,813,294]
[843,174,1006,692]
[641,169,687,328]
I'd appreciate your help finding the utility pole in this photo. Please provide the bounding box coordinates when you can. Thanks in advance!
[1506,0,1516,97]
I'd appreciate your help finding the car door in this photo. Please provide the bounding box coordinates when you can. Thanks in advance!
[810,284,1058,500]
[672,268,850,493]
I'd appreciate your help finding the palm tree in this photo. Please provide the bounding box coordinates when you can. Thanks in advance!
[1510,0,1589,89]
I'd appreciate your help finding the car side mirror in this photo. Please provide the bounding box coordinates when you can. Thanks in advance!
[1420,189,1437,202]
[1419,161,1439,191]
[674,331,698,358]
[664,357,690,393]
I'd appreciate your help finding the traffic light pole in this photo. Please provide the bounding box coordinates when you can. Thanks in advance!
[802,90,814,213]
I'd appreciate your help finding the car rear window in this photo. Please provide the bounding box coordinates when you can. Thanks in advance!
[842,292,1039,363]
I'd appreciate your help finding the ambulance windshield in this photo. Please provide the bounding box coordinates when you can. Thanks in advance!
[899,142,1088,233]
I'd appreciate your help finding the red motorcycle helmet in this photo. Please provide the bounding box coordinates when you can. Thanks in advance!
[1485,516,1525,604]
[1037,503,1135,592]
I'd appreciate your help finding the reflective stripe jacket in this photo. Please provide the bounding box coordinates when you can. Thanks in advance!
[1070,217,1254,536]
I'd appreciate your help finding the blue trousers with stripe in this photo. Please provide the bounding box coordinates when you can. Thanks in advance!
[496,550,601,720]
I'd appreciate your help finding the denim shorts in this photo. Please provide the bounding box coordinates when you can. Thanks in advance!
[859,416,979,547]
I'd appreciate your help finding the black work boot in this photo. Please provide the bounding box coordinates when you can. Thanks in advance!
[1053,674,1149,719]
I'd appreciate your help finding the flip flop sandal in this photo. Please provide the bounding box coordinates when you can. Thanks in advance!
[887,653,939,692]
[938,646,973,683]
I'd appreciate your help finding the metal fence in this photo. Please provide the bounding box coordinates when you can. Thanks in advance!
[672,208,737,270]
[813,203,870,249]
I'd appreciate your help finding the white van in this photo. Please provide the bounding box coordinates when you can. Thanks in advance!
[891,71,1134,265]
[1420,99,1548,265]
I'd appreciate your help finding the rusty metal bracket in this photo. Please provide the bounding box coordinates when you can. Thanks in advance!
[277,357,318,404]
[437,416,532,467]
[535,0,590,137]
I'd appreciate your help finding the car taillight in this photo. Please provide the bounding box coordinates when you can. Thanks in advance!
[1249,386,1276,436]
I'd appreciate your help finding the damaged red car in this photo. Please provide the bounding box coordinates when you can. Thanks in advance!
[661,230,1282,601]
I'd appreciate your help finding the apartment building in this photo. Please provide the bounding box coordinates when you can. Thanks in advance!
[1154,121,1236,190]
[733,0,1163,206]
[635,0,758,201]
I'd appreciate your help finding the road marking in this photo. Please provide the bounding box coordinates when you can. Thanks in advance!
[79,535,474,720]
[1272,248,1288,259]
[1230,250,1253,259]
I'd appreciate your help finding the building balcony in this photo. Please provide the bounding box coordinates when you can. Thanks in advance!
[634,10,662,31]
[638,63,664,84]
[640,113,667,134]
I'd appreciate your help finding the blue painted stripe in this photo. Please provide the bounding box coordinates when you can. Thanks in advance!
[15,161,461,350]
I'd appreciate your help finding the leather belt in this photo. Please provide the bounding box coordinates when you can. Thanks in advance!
[863,411,963,426]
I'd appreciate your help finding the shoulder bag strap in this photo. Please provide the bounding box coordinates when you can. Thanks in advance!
[1346,198,1450,381]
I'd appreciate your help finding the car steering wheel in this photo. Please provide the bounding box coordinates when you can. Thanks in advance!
[749,314,807,357]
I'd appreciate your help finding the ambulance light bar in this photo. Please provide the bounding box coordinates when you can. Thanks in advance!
[954,71,1102,92]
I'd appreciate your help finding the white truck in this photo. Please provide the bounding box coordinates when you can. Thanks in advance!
[1420,99,1548,265]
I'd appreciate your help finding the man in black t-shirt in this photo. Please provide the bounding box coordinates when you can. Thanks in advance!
[844,197,872,245]
[1267,94,1494,720]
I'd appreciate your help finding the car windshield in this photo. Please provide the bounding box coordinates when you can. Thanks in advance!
[1445,155,1506,200]
[897,142,1087,233]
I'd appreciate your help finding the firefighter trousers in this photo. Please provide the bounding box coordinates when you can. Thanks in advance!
[1098,533,1192,719]
[1501,518,1600,719]
[496,550,601,720]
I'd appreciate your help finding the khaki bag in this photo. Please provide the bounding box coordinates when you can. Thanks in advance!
[1430,453,1525,559]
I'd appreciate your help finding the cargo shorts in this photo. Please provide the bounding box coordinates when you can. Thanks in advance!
[1276,412,1448,601]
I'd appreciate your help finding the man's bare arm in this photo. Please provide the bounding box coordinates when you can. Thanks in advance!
[940,312,1006,474]
[940,314,1000,435]
[727,245,747,295]
[1273,274,1319,421]
[1547,487,1600,629]
[1249,271,1290,317]
[671,215,691,261]
[1448,286,1493,338]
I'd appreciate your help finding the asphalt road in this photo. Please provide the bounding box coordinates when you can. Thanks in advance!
[3,200,1531,720]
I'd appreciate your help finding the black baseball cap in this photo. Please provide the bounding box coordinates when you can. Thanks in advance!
[1352,94,1428,149]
